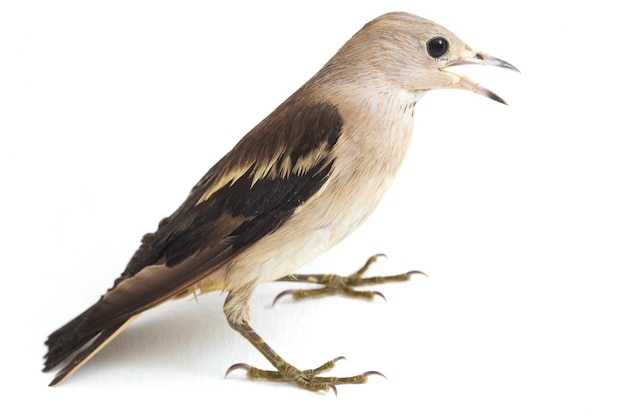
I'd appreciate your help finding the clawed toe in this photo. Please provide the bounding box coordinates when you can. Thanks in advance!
[272,289,298,306]
[225,362,251,377]
[407,270,428,278]
[272,255,424,304]
[225,356,385,393]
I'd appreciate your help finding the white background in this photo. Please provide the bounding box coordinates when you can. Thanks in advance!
[2,1,625,416]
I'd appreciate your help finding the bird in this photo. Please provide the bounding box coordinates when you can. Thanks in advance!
[43,11,517,392]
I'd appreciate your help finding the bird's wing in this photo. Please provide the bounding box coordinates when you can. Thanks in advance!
[45,101,344,362]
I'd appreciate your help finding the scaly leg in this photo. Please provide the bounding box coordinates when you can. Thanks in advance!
[273,254,424,305]
[224,291,382,393]
[226,321,383,394]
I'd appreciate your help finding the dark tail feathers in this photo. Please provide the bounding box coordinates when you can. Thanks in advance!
[43,307,130,386]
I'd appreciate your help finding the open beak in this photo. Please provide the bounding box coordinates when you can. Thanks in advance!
[443,52,519,105]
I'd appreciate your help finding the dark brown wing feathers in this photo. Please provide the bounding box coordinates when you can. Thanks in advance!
[43,102,343,382]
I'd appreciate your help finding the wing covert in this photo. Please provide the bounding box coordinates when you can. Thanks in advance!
[92,101,343,327]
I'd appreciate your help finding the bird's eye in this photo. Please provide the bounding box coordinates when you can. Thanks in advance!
[426,37,449,58]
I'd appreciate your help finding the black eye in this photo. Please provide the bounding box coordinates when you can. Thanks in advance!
[426,37,449,58]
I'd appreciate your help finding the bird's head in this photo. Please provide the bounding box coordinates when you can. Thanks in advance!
[331,12,518,104]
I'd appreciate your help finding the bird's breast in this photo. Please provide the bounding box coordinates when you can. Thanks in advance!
[322,99,418,241]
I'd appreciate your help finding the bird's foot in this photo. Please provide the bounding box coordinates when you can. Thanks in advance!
[273,254,424,305]
[226,356,384,394]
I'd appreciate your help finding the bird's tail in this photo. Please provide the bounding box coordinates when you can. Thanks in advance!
[42,307,135,386]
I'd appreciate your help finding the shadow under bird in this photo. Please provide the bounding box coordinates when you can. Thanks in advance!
[43,12,518,392]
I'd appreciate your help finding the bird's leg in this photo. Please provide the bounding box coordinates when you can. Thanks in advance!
[224,292,382,393]
[273,254,424,305]
[225,321,382,393]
